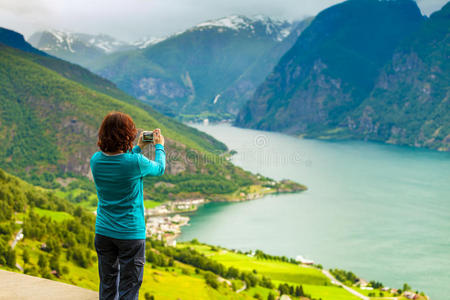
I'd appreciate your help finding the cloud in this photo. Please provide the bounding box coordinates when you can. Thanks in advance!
[0,0,447,42]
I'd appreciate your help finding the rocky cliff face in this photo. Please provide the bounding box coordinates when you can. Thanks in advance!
[236,0,449,151]
[345,3,450,150]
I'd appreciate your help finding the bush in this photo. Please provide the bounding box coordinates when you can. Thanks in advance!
[144,292,154,300]
[204,272,219,289]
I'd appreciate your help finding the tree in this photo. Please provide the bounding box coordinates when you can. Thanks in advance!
[267,293,275,300]
[22,249,30,265]
[49,253,61,274]
[38,254,47,269]
[226,266,239,279]
[295,285,304,297]
[204,272,219,289]
[403,283,411,292]
[5,248,16,268]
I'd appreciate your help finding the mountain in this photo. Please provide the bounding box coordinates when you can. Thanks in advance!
[213,18,312,117]
[0,27,295,205]
[131,36,168,49]
[343,2,450,150]
[92,15,305,119]
[0,27,48,56]
[28,30,134,66]
[235,0,449,151]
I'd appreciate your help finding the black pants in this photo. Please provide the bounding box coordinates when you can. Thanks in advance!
[94,234,145,300]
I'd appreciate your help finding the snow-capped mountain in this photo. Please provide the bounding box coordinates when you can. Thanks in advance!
[26,15,306,117]
[132,15,295,50]
[93,15,310,118]
[131,36,168,49]
[28,30,135,67]
[192,15,294,41]
[29,30,131,54]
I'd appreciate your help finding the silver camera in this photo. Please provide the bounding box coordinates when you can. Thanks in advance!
[142,131,154,142]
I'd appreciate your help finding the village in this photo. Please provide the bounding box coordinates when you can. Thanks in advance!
[145,199,205,245]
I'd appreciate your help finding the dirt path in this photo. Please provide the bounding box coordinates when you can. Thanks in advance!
[236,281,247,293]
[11,228,23,249]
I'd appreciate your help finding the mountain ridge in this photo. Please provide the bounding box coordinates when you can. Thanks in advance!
[27,15,308,119]
[236,0,449,151]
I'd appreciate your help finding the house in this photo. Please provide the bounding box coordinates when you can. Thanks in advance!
[355,278,369,287]
[295,255,314,265]
[381,287,390,292]
[404,291,418,299]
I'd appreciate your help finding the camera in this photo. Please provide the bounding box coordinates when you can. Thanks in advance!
[142,131,154,142]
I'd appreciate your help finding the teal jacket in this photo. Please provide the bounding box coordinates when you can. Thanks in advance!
[90,144,165,239]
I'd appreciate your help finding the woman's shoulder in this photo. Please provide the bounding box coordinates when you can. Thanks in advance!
[90,151,103,163]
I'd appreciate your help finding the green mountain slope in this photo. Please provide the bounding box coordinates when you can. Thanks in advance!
[16,50,227,154]
[235,0,449,150]
[92,16,297,118]
[0,30,296,205]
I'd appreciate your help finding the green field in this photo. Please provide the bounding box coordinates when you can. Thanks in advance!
[144,200,162,209]
[303,284,360,300]
[33,207,73,222]
[53,188,98,211]
[180,244,329,286]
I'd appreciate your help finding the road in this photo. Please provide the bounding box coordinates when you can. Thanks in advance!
[11,228,24,271]
[11,228,23,249]
[322,270,370,300]
[236,281,247,293]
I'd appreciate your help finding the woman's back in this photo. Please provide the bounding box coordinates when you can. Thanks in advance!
[91,145,165,240]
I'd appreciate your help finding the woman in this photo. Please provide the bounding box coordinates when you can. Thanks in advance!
[90,111,165,300]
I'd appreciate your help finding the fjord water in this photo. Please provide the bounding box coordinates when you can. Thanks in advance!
[179,123,450,299]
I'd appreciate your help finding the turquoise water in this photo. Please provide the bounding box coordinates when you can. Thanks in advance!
[179,123,450,300]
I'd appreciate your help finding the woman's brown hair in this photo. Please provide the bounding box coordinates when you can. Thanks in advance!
[97,112,137,153]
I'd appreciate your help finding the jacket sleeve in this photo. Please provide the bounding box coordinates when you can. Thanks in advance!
[132,144,166,177]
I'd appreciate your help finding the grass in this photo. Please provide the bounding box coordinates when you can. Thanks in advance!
[53,188,98,211]
[241,285,275,299]
[144,200,162,209]
[16,239,99,290]
[302,284,360,300]
[180,244,330,286]
[33,207,73,222]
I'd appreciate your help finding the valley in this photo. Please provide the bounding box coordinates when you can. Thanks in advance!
[0,0,448,299]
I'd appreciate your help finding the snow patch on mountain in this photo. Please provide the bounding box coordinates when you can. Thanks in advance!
[193,15,294,42]
[132,36,167,49]
[29,30,130,54]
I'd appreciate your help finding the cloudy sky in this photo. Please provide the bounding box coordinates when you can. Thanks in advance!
[0,0,447,42]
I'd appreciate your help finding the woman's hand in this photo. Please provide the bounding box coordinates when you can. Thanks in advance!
[153,128,164,146]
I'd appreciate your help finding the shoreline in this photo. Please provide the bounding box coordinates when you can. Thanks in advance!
[145,181,306,243]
